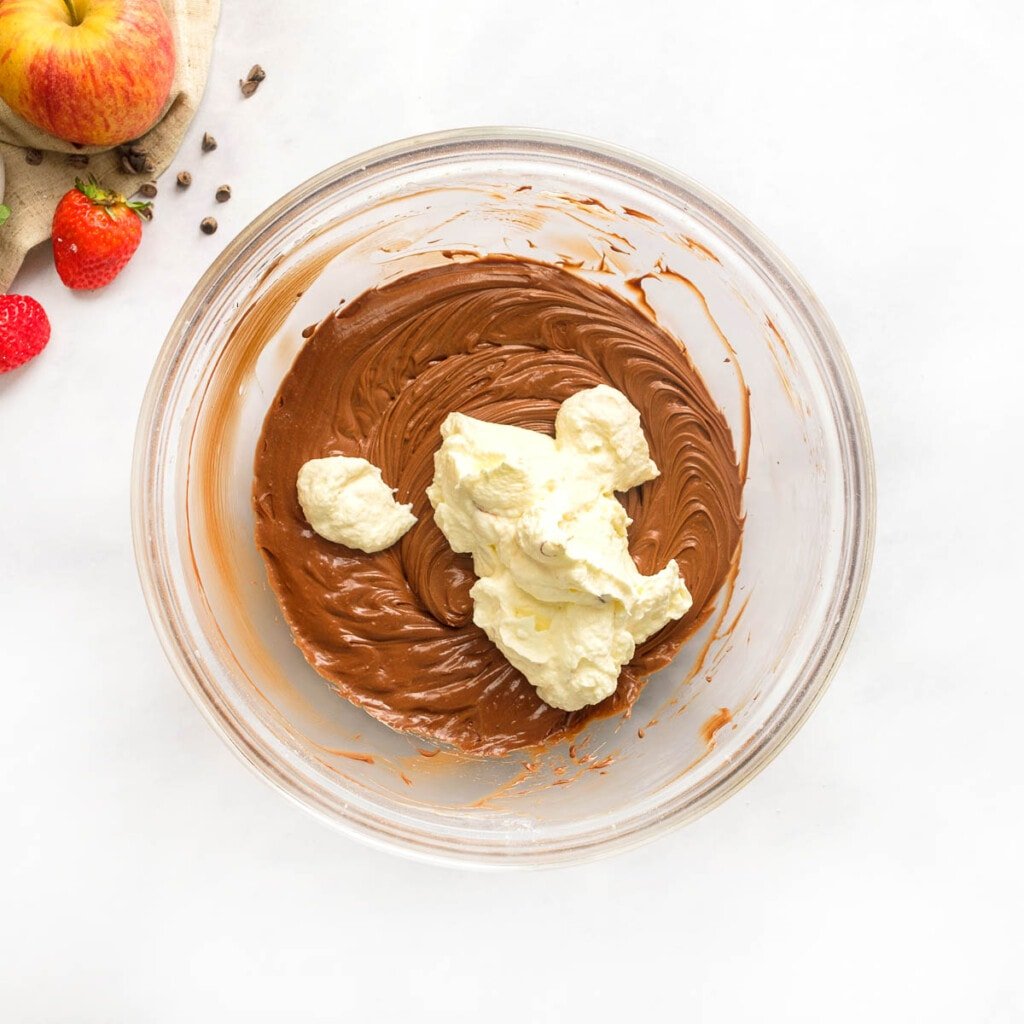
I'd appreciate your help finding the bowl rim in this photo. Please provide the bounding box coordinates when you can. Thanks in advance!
[131,126,876,868]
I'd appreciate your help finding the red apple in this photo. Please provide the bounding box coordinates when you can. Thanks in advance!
[0,0,175,148]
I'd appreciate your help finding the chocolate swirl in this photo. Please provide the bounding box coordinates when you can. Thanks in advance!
[254,260,743,755]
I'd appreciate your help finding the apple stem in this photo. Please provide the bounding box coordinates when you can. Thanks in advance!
[62,0,83,25]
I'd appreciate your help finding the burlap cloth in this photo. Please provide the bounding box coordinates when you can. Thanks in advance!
[0,0,220,292]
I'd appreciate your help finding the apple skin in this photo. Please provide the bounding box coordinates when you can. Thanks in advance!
[0,0,175,148]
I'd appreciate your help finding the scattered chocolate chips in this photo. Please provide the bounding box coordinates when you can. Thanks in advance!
[239,64,265,98]
[138,180,158,198]
[200,216,218,235]
[25,148,43,166]
[118,142,154,175]
[176,170,192,189]
[215,184,232,203]
[201,132,217,153]
[67,153,90,168]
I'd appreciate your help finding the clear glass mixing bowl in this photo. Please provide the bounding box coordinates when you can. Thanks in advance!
[132,128,875,867]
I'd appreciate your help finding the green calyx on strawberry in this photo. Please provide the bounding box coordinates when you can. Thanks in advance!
[73,175,152,221]
[51,176,152,290]
[0,204,10,227]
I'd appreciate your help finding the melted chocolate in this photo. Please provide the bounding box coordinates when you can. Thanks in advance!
[253,260,743,755]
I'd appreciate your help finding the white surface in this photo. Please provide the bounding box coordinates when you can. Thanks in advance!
[1,2,1021,1020]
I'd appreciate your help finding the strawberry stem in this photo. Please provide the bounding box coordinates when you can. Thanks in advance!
[75,177,152,222]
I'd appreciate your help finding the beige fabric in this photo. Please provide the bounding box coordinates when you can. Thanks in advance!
[0,0,220,292]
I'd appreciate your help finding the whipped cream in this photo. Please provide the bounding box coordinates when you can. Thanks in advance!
[297,455,416,553]
[427,385,692,711]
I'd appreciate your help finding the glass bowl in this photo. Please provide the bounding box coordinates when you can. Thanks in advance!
[132,128,875,867]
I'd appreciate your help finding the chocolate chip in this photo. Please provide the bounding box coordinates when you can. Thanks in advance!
[215,184,231,203]
[25,148,43,165]
[67,153,90,167]
[240,64,266,97]
[200,216,218,235]
[117,143,154,175]
[201,132,217,153]
[139,180,158,198]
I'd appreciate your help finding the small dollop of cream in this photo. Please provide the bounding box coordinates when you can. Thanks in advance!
[427,385,692,711]
[297,456,416,553]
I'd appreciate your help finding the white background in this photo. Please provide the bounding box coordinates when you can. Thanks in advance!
[2,2,1022,1020]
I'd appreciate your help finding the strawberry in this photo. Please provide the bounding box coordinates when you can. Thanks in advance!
[0,295,51,373]
[51,177,151,290]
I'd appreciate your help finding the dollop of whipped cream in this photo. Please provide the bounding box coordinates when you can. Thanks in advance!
[427,385,692,711]
[297,456,416,553]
